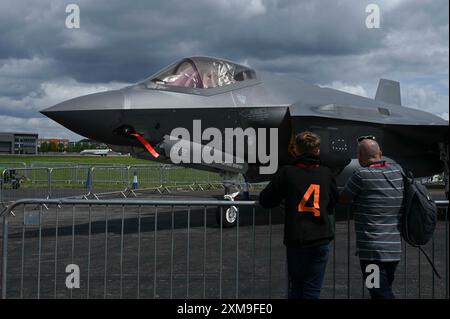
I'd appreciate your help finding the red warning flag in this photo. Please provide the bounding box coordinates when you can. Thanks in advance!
[131,133,159,158]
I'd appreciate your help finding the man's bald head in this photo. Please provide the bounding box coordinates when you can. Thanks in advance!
[357,139,382,167]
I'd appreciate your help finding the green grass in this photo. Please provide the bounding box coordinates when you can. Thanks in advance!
[0,154,151,166]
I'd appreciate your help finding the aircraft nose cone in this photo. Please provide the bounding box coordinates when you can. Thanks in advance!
[41,90,125,142]
[41,90,124,114]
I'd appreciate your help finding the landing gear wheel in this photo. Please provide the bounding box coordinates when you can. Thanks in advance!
[217,172,246,228]
[216,205,238,228]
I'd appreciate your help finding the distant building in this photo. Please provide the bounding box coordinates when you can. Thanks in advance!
[0,132,38,154]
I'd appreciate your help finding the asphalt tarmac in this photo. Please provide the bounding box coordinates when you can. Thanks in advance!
[1,188,448,299]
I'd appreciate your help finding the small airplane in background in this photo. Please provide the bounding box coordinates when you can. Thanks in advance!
[79,148,112,156]
[42,56,449,225]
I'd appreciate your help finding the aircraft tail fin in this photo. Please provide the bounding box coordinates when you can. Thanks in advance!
[375,78,401,105]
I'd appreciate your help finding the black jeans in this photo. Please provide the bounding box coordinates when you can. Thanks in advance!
[360,259,399,299]
[286,243,330,299]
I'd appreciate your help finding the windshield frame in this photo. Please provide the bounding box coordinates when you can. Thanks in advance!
[139,56,261,96]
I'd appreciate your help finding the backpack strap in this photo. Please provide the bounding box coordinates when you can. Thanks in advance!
[368,161,387,168]
[418,246,442,279]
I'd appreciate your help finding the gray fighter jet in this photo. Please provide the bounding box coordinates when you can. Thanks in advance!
[41,56,449,224]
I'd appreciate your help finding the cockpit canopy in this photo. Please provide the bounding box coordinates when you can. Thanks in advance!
[146,57,256,89]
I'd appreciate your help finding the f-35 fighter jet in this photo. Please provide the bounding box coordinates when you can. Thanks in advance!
[42,56,449,224]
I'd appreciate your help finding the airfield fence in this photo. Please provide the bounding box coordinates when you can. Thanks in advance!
[0,162,27,169]
[0,199,448,299]
[1,165,226,205]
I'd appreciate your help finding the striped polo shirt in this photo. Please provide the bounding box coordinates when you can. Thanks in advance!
[342,161,404,261]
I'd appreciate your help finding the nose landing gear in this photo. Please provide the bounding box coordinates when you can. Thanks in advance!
[216,173,250,228]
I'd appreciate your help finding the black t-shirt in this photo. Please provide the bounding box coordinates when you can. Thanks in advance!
[259,153,339,247]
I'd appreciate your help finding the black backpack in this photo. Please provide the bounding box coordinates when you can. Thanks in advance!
[401,170,440,278]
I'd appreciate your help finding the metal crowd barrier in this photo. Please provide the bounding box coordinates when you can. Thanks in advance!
[0,199,448,299]
[29,162,75,169]
[1,165,223,205]
[0,162,27,169]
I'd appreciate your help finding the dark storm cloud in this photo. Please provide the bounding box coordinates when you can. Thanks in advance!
[0,0,448,138]
[1,0,447,83]
[0,0,386,83]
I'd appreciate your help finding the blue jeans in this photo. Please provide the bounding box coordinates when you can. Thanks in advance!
[360,260,399,299]
[286,243,330,299]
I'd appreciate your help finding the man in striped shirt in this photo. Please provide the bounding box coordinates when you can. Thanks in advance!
[340,136,404,299]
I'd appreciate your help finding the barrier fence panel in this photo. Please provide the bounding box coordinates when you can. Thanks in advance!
[29,162,75,169]
[129,165,223,194]
[162,166,198,191]
[0,163,27,169]
[126,165,165,193]
[188,169,223,191]
[1,199,448,299]
[1,168,51,204]
[49,167,92,200]
[1,167,96,206]
[87,166,130,199]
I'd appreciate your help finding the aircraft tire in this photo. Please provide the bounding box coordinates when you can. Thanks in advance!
[216,206,238,228]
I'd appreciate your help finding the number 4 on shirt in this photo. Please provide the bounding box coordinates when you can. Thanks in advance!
[298,184,321,217]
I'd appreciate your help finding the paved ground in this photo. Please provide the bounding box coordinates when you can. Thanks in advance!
[0,188,448,299]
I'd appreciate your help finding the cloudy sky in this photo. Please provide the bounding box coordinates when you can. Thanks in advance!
[0,0,448,140]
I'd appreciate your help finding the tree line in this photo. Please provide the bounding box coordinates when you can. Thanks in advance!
[39,142,102,153]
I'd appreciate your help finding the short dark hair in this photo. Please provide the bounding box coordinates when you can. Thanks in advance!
[296,131,321,154]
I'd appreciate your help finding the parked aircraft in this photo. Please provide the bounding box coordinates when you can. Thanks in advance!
[80,148,112,156]
[42,56,449,225]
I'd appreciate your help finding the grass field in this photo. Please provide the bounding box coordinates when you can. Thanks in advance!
[0,154,151,166]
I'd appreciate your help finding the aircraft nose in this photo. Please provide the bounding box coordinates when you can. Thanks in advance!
[41,90,125,143]
[41,90,124,114]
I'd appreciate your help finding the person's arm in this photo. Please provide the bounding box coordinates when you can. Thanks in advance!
[339,171,363,204]
[259,169,285,209]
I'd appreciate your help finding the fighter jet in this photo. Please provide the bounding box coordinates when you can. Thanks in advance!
[41,56,449,225]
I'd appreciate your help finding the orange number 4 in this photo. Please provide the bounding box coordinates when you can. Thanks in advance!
[298,184,321,217]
